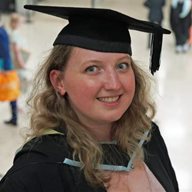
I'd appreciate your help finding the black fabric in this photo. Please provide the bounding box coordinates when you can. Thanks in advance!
[150,32,162,75]
[144,122,179,192]
[23,5,171,74]
[0,123,179,192]
[170,2,184,30]
[54,34,132,54]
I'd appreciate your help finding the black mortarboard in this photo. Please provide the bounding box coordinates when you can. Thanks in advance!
[24,5,171,74]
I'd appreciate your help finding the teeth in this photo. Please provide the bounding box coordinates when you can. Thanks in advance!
[98,96,119,103]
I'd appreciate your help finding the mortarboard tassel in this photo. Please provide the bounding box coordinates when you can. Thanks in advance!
[150,32,163,75]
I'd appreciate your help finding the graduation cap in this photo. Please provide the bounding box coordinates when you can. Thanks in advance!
[24,5,171,74]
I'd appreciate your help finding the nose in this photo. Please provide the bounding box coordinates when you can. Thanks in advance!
[103,69,121,90]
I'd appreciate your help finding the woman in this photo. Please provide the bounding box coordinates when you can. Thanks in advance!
[0,5,178,192]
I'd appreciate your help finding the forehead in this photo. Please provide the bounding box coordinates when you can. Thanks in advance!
[70,47,131,59]
[65,47,131,69]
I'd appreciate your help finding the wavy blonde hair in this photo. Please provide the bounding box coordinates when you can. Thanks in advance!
[27,45,156,186]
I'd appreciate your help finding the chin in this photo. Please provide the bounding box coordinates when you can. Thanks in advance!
[103,113,124,123]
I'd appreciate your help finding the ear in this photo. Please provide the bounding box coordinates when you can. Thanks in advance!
[49,70,66,96]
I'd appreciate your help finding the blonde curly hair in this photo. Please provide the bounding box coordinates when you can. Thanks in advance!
[27,45,156,186]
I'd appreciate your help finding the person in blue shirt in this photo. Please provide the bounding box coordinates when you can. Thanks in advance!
[0,14,18,126]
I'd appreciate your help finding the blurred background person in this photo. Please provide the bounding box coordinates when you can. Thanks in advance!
[9,12,30,94]
[143,0,166,48]
[8,12,31,113]
[0,13,20,126]
[170,0,192,53]
[144,0,166,25]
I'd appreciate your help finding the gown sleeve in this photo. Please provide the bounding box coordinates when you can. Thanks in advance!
[0,175,27,192]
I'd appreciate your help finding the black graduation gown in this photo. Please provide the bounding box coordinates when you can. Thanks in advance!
[0,123,179,192]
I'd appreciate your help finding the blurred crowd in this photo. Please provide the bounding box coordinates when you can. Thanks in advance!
[0,11,30,127]
[144,0,192,53]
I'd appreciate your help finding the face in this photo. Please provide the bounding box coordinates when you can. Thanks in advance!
[50,47,135,131]
[10,15,21,30]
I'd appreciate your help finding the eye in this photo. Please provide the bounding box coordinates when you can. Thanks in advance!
[85,65,99,74]
[117,63,129,71]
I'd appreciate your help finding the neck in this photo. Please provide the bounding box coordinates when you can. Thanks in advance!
[83,123,113,142]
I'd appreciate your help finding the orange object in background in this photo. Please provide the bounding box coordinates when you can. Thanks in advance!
[0,70,20,101]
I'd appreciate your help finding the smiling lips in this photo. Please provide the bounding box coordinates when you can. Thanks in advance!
[97,96,120,103]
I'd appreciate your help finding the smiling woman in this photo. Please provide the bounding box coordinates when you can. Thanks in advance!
[0,5,178,192]
[49,48,135,138]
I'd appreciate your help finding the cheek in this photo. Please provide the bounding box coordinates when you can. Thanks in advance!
[66,85,98,118]
[125,72,136,94]
[123,73,136,107]
[68,79,97,95]
[65,79,99,106]
[130,76,136,94]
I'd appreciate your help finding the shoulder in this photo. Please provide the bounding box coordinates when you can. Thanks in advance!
[0,27,8,40]
[150,121,162,138]
[146,121,167,151]
[144,121,172,161]
[15,133,70,163]
[0,161,69,192]
[10,30,22,44]
[149,121,164,140]
[145,122,179,191]
[0,134,72,191]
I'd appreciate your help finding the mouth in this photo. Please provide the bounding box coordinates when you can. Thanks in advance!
[97,96,121,103]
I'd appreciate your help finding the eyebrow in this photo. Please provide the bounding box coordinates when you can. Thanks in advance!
[80,55,131,68]
[118,55,131,60]
[85,55,131,63]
